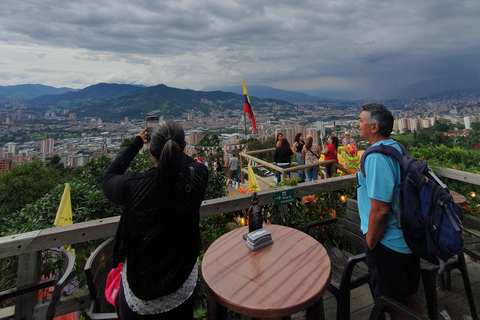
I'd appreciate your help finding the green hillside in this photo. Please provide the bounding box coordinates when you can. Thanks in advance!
[76,84,293,121]
[27,83,146,108]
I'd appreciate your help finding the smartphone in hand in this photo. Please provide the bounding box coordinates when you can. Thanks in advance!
[145,116,159,141]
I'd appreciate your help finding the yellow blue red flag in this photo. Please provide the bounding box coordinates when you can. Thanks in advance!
[243,78,257,132]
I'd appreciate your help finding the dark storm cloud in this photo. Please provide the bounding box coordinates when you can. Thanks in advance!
[0,0,479,98]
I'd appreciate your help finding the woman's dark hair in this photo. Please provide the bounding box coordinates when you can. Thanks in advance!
[294,133,303,144]
[150,121,185,190]
[331,136,339,151]
[276,133,283,141]
[280,138,290,151]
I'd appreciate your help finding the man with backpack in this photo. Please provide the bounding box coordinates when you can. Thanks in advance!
[356,103,422,317]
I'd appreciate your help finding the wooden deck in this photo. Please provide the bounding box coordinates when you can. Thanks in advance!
[230,256,480,319]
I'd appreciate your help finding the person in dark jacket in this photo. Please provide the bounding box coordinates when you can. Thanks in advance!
[273,138,293,183]
[102,121,208,319]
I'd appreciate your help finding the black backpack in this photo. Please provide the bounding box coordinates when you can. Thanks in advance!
[360,142,463,270]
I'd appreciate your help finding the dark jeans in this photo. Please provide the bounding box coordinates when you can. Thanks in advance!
[117,281,195,320]
[325,165,332,178]
[365,242,420,305]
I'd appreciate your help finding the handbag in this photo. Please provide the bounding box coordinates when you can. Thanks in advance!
[105,262,123,308]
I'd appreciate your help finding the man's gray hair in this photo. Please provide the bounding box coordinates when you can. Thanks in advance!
[361,103,394,138]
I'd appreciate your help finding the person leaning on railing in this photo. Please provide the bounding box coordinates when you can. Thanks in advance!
[101,121,208,319]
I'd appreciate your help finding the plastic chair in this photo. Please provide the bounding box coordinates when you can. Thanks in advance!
[0,249,75,320]
[420,254,478,320]
[304,198,370,320]
[84,237,118,319]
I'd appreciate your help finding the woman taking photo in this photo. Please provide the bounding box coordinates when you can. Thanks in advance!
[102,121,208,319]
[292,133,305,182]
[302,134,320,181]
[322,136,339,178]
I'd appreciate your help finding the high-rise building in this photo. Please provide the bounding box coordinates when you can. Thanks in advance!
[0,159,12,176]
[41,139,55,154]
[5,142,17,155]
[465,116,472,130]
[188,132,203,146]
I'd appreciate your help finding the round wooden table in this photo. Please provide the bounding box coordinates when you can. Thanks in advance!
[450,190,467,206]
[201,224,331,320]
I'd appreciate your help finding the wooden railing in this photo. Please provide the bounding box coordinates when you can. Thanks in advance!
[1,166,479,319]
[0,175,357,319]
[239,148,342,185]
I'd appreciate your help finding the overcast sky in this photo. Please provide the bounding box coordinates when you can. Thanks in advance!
[1,0,479,99]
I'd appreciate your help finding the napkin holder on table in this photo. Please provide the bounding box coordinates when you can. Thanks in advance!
[245,228,273,251]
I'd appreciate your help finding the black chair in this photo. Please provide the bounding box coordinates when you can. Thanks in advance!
[304,198,370,320]
[369,296,428,320]
[84,237,118,320]
[463,214,480,262]
[0,249,75,320]
[420,254,478,320]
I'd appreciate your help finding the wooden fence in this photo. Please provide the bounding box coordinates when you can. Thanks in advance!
[0,175,356,319]
[1,167,479,319]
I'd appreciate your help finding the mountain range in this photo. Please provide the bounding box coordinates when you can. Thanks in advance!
[1,83,479,122]
[1,83,297,121]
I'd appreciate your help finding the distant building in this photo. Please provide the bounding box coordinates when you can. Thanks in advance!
[0,159,12,176]
[41,138,54,154]
[275,125,318,146]
[69,113,77,119]
[68,154,90,167]
[188,132,203,146]
[464,116,472,130]
[101,143,108,154]
[5,143,17,156]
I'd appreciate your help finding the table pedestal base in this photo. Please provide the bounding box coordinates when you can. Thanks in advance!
[207,290,325,320]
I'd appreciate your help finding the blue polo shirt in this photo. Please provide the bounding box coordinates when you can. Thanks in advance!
[357,139,411,254]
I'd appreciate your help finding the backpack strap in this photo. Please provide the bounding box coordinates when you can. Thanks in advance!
[360,141,407,178]
[359,141,407,228]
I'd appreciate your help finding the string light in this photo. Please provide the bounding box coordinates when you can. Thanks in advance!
[340,195,347,203]
[241,217,246,226]
[470,192,476,199]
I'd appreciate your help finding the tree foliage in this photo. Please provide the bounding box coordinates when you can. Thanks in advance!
[0,159,62,219]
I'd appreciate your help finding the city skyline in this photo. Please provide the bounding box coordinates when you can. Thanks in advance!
[1,0,479,100]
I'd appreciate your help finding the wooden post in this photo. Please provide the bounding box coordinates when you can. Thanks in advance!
[240,155,244,184]
[14,251,40,320]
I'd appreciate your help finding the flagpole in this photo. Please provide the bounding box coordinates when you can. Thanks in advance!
[244,109,247,139]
